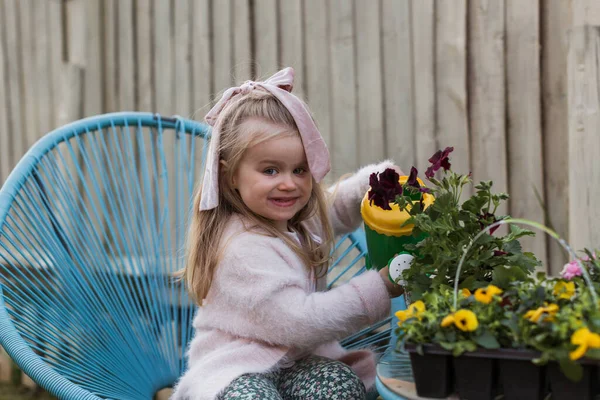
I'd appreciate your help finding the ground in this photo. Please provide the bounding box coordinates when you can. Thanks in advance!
[0,383,55,400]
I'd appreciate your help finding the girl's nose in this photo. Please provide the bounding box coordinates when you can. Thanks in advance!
[277,174,297,190]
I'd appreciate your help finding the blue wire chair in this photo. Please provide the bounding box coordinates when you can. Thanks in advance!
[0,112,400,399]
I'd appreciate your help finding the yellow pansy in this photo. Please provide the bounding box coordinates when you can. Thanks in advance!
[474,285,503,304]
[461,288,472,298]
[440,309,479,332]
[524,303,559,323]
[553,281,576,300]
[395,300,426,326]
[569,328,600,360]
[441,314,455,327]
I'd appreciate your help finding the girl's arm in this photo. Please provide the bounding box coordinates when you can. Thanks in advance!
[327,160,397,236]
[209,238,391,351]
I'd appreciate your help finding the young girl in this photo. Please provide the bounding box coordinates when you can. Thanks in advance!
[172,68,403,400]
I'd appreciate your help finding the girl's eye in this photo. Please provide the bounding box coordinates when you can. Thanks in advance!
[294,167,307,175]
[263,168,277,176]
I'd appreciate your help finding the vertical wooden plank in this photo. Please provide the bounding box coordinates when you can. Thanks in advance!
[118,0,135,111]
[436,0,469,177]
[33,1,52,136]
[18,0,39,149]
[304,0,332,158]
[411,0,436,171]
[212,0,233,91]
[136,0,153,112]
[2,0,24,166]
[253,0,278,78]
[48,0,65,127]
[279,0,305,98]
[83,0,103,117]
[572,0,600,26]
[468,0,508,215]
[191,0,212,113]
[542,0,571,274]
[381,0,414,171]
[355,0,384,166]
[506,0,547,269]
[232,0,252,82]
[66,0,87,67]
[103,0,118,112]
[153,0,173,115]
[329,0,357,174]
[567,26,600,252]
[0,1,10,184]
[174,0,192,116]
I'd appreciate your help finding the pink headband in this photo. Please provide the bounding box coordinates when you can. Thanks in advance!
[199,67,331,211]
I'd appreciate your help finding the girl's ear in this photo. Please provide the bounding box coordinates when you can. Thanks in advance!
[220,160,237,188]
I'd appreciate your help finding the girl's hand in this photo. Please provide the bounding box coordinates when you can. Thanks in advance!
[379,266,405,298]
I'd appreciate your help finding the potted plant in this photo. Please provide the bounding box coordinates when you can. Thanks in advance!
[397,269,600,400]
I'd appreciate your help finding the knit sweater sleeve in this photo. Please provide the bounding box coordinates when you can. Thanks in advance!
[326,160,396,236]
[209,235,391,350]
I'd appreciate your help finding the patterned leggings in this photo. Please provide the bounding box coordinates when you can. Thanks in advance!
[217,356,367,400]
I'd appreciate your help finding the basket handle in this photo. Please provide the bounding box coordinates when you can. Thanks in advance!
[452,218,598,309]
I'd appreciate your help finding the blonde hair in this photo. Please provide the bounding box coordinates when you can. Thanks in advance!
[182,90,334,304]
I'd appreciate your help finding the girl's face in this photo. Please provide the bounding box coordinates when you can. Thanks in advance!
[231,119,312,232]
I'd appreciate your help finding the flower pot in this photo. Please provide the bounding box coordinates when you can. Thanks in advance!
[547,362,595,400]
[453,356,496,400]
[498,358,546,400]
[405,344,453,398]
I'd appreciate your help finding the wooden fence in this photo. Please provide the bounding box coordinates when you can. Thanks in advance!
[1,0,600,394]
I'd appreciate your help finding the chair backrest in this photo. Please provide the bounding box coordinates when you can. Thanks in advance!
[0,112,390,399]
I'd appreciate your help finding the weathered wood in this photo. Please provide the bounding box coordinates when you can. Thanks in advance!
[355,0,384,166]
[381,0,414,171]
[468,0,508,215]
[0,0,10,184]
[191,0,212,112]
[435,0,469,179]
[232,0,252,82]
[253,0,278,78]
[304,0,332,158]
[411,0,436,172]
[3,0,24,167]
[279,0,304,98]
[48,0,64,127]
[118,0,135,111]
[103,0,118,113]
[329,0,357,174]
[136,0,154,113]
[572,0,600,27]
[18,0,39,149]
[506,0,547,270]
[213,0,233,92]
[567,26,600,252]
[174,0,192,116]
[33,0,52,136]
[153,0,173,115]
[541,0,571,274]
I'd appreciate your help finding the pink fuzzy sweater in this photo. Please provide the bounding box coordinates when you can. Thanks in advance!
[171,161,394,400]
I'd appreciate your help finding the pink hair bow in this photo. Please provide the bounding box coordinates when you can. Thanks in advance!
[199,67,331,211]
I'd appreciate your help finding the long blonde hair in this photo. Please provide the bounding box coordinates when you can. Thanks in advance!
[182,90,334,304]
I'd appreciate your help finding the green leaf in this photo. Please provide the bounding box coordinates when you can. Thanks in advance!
[559,358,583,382]
[475,330,501,349]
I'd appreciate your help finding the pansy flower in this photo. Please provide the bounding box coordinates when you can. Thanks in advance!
[441,309,478,332]
[368,168,402,210]
[425,146,454,178]
[474,285,503,304]
[395,300,426,326]
[570,328,600,360]
[553,281,576,300]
